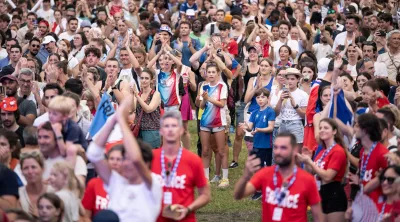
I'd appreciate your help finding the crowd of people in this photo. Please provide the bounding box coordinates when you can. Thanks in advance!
[0,0,400,221]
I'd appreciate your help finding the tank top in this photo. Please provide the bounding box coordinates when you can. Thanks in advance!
[242,66,259,102]
[248,76,275,112]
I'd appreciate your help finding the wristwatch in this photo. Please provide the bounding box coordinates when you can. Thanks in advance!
[111,85,118,90]
[293,104,299,109]
[56,135,64,140]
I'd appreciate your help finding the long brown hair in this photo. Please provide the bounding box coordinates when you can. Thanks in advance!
[319,118,346,150]
[37,192,64,222]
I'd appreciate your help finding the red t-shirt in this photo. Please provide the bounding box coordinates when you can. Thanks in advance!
[223,39,238,56]
[359,143,388,205]
[376,202,393,219]
[151,148,208,222]
[250,166,321,222]
[81,178,109,218]
[314,144,347,182]
[82,178,108,217]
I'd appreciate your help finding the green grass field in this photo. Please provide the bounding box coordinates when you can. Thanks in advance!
[187,122,262,222]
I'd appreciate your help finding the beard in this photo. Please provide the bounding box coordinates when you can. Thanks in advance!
[274,154,292,168]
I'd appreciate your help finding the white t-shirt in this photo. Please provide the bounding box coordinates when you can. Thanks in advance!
[273,39,299,65]
[0,48,7,60]
[105,171,162,222]
[377,52,400,82]
[58,32,75,41]
[56,189,80,222]
[374,62,388,78]
[346,64,358,78]
[33,112,49,127]
[332,31,352,52]
[269,84,282,127]
[279,88,308,121]
[312,43,332,61]
[36,8,55,23]
[118,68,137,88]
[204,22,220,36]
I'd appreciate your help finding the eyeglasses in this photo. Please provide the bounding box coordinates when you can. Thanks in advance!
[327,9,336,14]
[31,44,40,48]
[380,176,396,185]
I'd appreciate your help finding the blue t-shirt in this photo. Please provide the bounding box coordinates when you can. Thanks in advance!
[173,39,201,66]
[179,2,198,15]
[249,107,276,149]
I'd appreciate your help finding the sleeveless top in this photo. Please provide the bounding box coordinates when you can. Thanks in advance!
[135,90,161,131]
[242,66,259,102]
[248,75,274,112]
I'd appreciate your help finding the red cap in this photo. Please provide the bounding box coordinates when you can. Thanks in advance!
[0,97,18,112]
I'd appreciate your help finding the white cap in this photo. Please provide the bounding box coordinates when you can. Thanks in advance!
[42,36,56,44]
[317,58,331,79]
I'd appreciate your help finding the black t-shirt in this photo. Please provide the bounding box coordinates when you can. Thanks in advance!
[15,126,25,148]
[0,164,19,199]
[62,118,88,150]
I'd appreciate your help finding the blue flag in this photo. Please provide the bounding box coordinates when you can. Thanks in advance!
[89,94,115,137]
[329,89,353,125]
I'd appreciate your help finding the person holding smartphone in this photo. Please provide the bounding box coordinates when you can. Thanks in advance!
[199,62,229,188]
[274,68,308,153]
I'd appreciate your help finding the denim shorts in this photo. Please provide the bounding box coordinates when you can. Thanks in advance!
[139,130,161,148]
[235,101,246,127]
[164,105,179,112]
[279,120,304,143]
[200,126,225,133]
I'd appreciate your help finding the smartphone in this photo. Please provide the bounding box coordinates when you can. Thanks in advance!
[0,86,5,97]
[254,16,259,24]
[33,20,38,30]
[282,85,289,92]
[249,150,258,156]
[378,30,386,36]
[338,45,345,51]
[203,85,210,92]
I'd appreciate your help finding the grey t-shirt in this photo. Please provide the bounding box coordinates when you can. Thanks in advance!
[18,98,37,118]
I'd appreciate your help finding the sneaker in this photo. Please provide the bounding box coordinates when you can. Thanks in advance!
[210,175,221,183]
[229,161,239,169]
[227,138,232,147]
[251,191,262,200]
[218,178,229,188]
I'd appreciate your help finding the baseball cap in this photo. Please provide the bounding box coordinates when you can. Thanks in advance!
[42,36,56,45]
[148,21,161,30]
[93,210,120,222]
[159,26,172,35]
[317,58,331,79]
[247,45,257,52]
[0,75,18,83]
[0,97,18,112]
[81,20,92,28]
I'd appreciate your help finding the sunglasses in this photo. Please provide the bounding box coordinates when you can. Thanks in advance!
[31,44,40,48]
[380,176,396,185]
[327,9,335,14]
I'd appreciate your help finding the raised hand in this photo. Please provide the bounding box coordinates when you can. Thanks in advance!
[244,154,261,179]
[333,54,343,69]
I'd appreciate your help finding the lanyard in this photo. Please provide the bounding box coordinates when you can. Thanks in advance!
[360,142,377,187]
[273,166,297,206]
[378,202,386,222]
[316,143,336,167]
[161,147,183,188]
